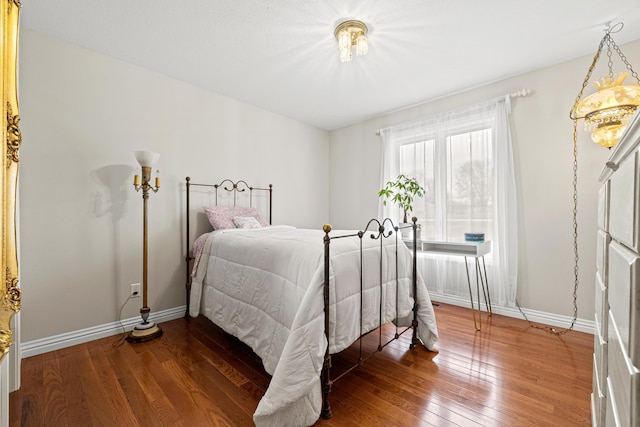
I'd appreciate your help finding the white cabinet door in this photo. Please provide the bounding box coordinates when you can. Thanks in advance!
[609,152,639,252]
[608,240,640,366]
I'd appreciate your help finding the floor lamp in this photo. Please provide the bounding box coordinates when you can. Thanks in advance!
[127,150,163,343]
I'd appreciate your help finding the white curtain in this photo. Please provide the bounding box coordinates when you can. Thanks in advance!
[378,96,518,307]
[492,98,519,306]
[378,128,397,223]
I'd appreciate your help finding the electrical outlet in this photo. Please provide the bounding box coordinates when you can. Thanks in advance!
[130,283,141,297]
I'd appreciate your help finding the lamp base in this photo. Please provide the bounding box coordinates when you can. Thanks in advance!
[126,321,163,343]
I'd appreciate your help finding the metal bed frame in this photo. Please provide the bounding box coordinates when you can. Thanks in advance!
[184,177,272,316]
[184,178,420,420]
[320,218,419,418]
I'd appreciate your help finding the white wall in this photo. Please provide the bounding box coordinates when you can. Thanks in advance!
[329,39,640,319]
[18,25,640,341]
[18,30,330,342]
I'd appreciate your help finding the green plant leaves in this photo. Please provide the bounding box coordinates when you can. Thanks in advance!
[378,174,425,217]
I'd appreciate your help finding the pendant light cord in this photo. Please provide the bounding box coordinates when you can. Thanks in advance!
[515,22,639,335]
[514,121,580,336]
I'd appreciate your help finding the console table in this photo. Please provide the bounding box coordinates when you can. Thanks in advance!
[416,240,493,331]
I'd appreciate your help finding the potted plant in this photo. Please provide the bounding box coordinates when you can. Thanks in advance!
[378,174,425,224]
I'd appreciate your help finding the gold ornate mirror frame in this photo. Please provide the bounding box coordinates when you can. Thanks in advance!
[0,0,21,361]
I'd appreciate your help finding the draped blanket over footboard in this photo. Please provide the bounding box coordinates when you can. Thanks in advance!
[190,225,438,426]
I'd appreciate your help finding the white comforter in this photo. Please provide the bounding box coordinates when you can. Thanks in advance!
[190,225,438,427]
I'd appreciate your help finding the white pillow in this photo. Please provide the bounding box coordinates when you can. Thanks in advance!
[233,216,262,229]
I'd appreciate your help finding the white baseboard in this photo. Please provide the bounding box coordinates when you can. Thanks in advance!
[430,293,595,334]
[21,306,187,359]
[20,297,594,360]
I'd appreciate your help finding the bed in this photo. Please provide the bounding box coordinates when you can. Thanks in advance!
[184,178,438,426]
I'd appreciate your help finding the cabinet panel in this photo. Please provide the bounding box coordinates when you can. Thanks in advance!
[606,376,621,427]
[609,151,639,251]
[595,318,607,396]
[598,180,609,232]
[596,230,610,284]
[595,272,608,337]
[592,357,606,426]
[607,311,640,427]
[608,240,640,366]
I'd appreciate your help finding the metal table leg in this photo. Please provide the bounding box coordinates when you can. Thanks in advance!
[465,255,491,331]
[464,256,480,331]
[479,256,492,315]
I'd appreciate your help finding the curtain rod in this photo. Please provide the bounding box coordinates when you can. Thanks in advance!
[375,88,533,135]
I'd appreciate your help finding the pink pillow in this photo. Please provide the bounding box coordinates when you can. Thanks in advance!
[203,206,269,230]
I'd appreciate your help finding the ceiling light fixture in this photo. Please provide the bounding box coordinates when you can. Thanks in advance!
[571,22,640,148]
[334,20,368,63]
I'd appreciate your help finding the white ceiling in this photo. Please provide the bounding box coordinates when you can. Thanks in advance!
[19,0,640,131]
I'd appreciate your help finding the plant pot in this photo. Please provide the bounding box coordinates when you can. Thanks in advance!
[397,223,420,241]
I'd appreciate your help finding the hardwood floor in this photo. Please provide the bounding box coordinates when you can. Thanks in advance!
[10,302,593,426]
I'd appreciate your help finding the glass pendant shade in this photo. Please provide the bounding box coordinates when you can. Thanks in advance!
[338,30,352,62]
[576,72,640,148]
[335,20,368,63]
[356,34,368,56]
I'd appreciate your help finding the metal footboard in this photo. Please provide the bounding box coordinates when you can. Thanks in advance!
[321,217,419,419]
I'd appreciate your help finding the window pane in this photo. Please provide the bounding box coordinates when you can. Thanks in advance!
[399,140,435,238]
[445,129,493,241]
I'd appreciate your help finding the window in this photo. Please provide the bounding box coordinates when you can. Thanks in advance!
[379,97,517,307]
[398,128,493,243]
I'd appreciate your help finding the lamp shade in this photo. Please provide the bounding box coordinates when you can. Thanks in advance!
[134,150,160,167]
[576,72,640,148]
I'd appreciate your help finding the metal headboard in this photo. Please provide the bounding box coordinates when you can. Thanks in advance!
[184,177,273,316]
